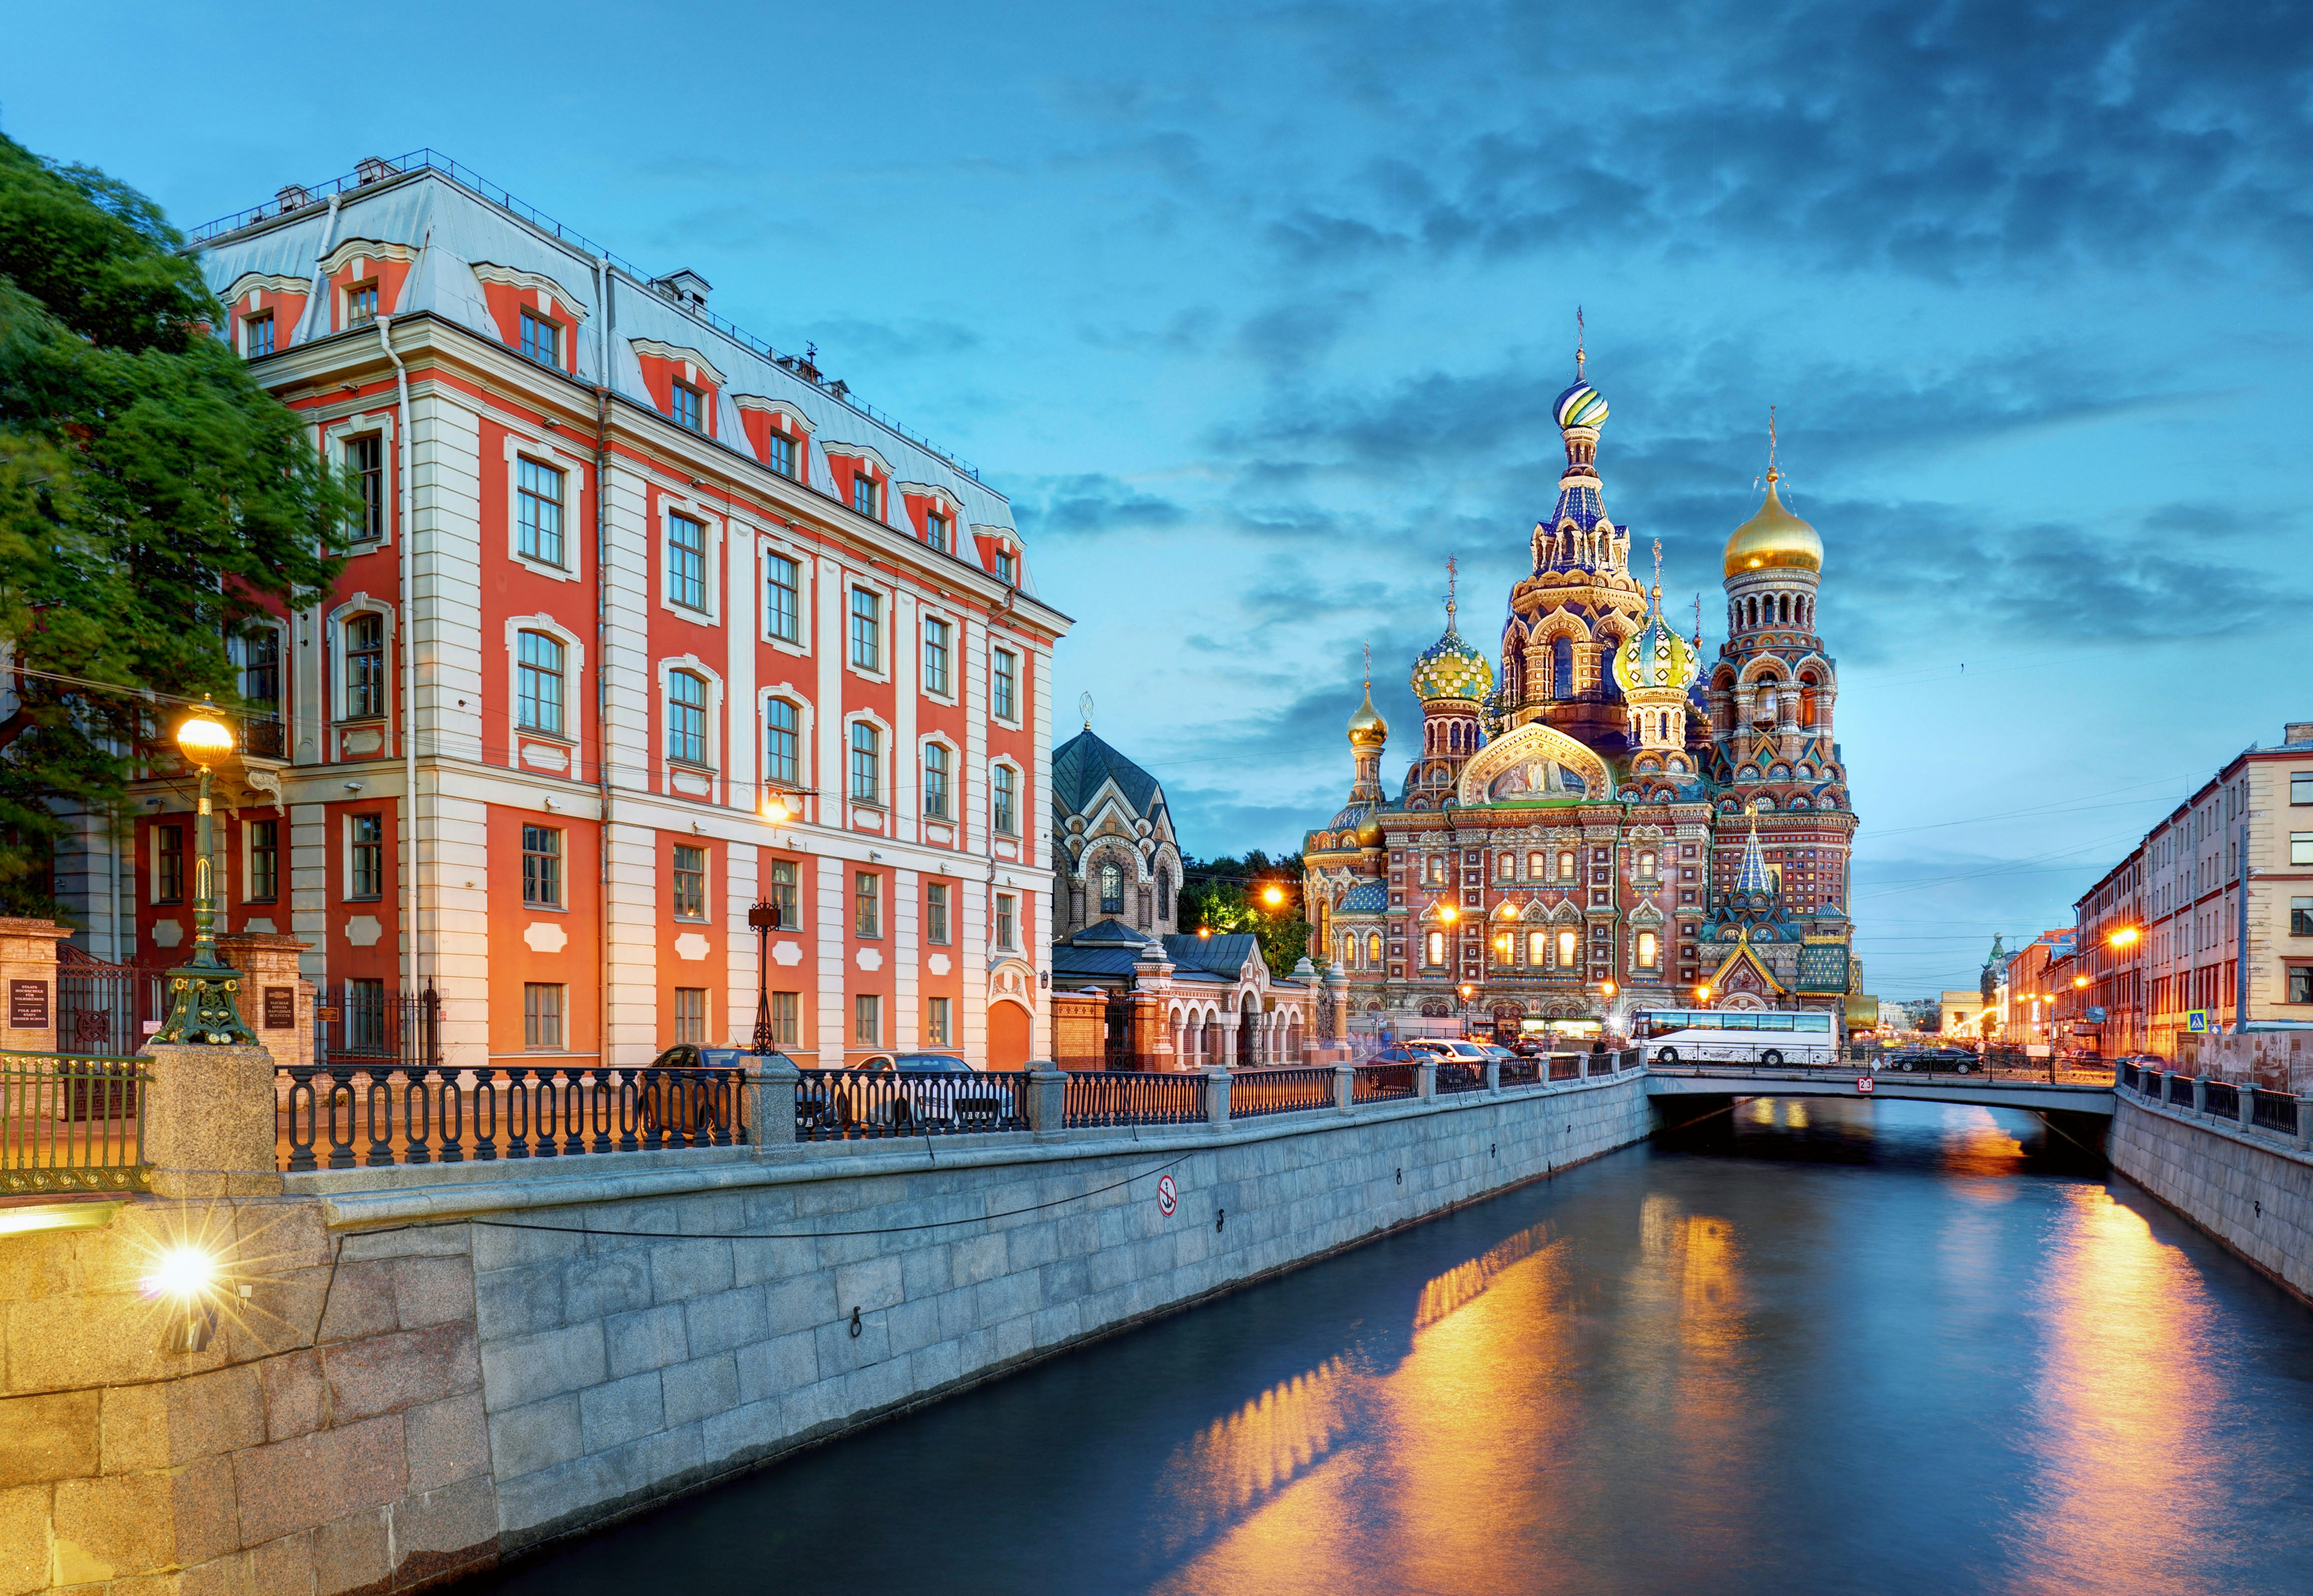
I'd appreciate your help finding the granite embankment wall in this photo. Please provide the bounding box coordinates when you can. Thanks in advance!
[0,1068,1654,1594]
[2110,1089,2313,1305]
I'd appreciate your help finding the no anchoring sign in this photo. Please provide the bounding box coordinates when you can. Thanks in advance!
[1156,1173,1179,1218]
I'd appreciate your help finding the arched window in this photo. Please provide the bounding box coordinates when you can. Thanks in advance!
[1099,861,1124,916]
[1426,930,1445,966]
[1552,636,1574,697]
[1528,851,1546,878]
[1637,929,1659,968]
[765,699,800,785]
[1427,855,1444,884]
[1527,930,1546,965]
[922,741,951,818]
[1367,932,1382,965]
[1746,597,1759,628]
[345,612,387,719]
[1558,850,1576,880]
[667,671,708,765]
[1556,928,1578,967]
[848,720,881,803]
[1493,930,1513,966]
[517,631,564,735]
[1800,675,1821,729]
[1157,866,1172,918]
[1637,850,1656,879]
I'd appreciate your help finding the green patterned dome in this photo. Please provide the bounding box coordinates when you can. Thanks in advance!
[1612,590,1698,696]
[1410,625,1494,704]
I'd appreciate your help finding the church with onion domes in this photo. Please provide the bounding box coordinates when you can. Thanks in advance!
[1301,349,1875,1040]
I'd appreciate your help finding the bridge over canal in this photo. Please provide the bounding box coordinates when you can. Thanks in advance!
[1645,1063,2115,1120]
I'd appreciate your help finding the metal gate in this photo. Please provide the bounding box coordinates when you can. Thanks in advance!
[54,945,168,1057]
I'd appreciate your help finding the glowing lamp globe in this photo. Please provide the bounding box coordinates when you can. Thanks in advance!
[175,702,234,766]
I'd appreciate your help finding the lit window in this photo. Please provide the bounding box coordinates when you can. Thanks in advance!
[992,648,1018,721]
[993,764,1018,835]
[518,458,565,566]
[523,983,565,1050]
[668,672,709,766]
[349,814,384,900]
[1559,850,1577,881]
[1557,928,1577,967]
[926,509,952,553]
[765,552,800,642]
[850,588,883,671]
[672,844,707,920]
[1637,930,1659,968]
[927,996,952,1047]
[517,632,565,735]
[345,435,385,541]
[345,280,378,327]
[1426,930,1445,966]
[345,613,386,718]
[765,699,799,786]
[923,742,951,819]
[923,617,951,695]
[1497,854,1514,880]
[927,881,950,944]
[851,470,880,518]
[850,721,882,804]
[766,431,797,480]
[855,993,882,1047]
[767,859,799,930]
[242,311,274,358]
[1638,851,1656,879]
[154,824,184,904]
[522,825,562,907]
[246,819,278,902]
[1528,851,1546,879]
[673,988,707,1043]
[668,513,708,611]
[670,380,704,433]
[1528,930,1547,965]
[519,309,560,366]
[855,871,881,938]
[769,990,800,1045]
[995,891,1017,951]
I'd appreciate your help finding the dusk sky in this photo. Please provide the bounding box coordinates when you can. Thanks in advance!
[9,0,2309,997]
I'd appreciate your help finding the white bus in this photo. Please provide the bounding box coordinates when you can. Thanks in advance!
[1633,1009,1837,1067]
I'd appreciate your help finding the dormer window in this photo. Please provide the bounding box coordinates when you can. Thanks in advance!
[519,309,561,367]
[851,471,881,519]
[993,547,1017,584]
[670,380,705,433]
[766,431,797,480]
[927,509,952,554]
[346,281,379,328]
[242,311,274,358]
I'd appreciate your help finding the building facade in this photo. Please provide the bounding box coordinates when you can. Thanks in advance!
[1300,361,1871,1037]
[1049,727,1184,941]
[2064,721,2313,1058]
[54,155,1065,1071]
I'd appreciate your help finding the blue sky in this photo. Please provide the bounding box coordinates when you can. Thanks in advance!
[10,0,2310,996]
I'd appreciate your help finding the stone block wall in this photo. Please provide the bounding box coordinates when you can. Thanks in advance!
[2110,1095,2313,1304]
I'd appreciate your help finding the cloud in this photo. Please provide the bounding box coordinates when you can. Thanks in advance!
[1264,0,2313,283]
[1018,473,1191,538]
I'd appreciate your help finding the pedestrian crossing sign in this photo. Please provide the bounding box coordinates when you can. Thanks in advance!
[2185,1010,2211,1033]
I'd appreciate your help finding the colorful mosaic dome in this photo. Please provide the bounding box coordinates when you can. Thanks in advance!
[1612,590,1698,696]
[1554,380,1608,432]
[1410,625,1494,705]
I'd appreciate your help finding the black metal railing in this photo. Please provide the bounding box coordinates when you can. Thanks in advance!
[1498,1058,1542,1087]
[2204,1081,2240,1121]
[2118,1062,2139,1092]
[1227,1067,1336,1118]
[1436,1061,1487,1095]
[1549,1055,1583,1081]
[2251,1088,2299,1138]
[318,983,439,1072]
[276,1064,747,1170]
[794,1069,1029,1141]
[3,1051,150,1193]
[55,947,169,1057]
[1064,1071,1207,1128]
[1352,1064,1417,1103]
[2167,1073,2195,1108]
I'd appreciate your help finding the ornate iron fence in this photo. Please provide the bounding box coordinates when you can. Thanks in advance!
[1226,1067,1336,1118]
[2204,1081,2239,1121]
[1064,1071,1207,1128]
[276,1064,747,1170]
[1352,1064,1417,1103]
[794,1069,1029,1142]
[54,946,169,1058]
[2166,1073,2195,1108]
[1548,1055,1583,1081]
[2,1051,150,1193]
[318,983,439,1072]
[2250,1088,2299,1138]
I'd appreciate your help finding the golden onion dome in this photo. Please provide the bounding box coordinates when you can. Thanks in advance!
[1723,470,1822,578]
[1347,683,1388,747]
[1356,812,1384,847]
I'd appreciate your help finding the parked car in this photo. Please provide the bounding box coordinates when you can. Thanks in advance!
[1885,1047,1981,1074]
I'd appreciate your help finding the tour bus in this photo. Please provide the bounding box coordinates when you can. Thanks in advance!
[1633,1009,1838,1067]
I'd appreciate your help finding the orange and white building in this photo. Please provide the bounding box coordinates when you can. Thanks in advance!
[67,153,1065,1071]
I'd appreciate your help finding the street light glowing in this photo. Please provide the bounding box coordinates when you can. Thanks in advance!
[1600,980,1617,998]
[142,1244,219,1304]
[2108,926,2140,948]
[1439,906,1458,923]
[1262,885,1285,906]
[174,699,234,767]
[2073,976,2089,989]
[763,794,791,824]
[1694,985,1712,1003]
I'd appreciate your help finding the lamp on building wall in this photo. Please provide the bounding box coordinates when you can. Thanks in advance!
[152,698,258,1046]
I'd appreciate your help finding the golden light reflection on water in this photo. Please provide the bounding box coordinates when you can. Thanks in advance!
[2005,1186,2230,1596]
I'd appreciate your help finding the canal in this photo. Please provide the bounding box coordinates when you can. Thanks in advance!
[469,1099,2313,1595]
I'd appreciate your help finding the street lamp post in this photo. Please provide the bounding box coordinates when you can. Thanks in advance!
[746,899,779,1052]
[152,698,258,1047]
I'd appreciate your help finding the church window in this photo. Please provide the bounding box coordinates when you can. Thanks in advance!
[1552,637,1574,697]
[1428,855,1444,885]
[1099,862,1123,916]
[1527,930,1546,965]
[1426,930,1445,966]
[1779,594,1790,623]
[1558,850,1576,881]
[1746,597,1758,628]
[1637,851,1656,879]
[1637,930,1659,968]
[1556,929,1577,967]
[1497,853,1514,881]
[1527,852,1545,878]
[1368,933,1382,965]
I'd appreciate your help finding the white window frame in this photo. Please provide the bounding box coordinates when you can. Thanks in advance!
[326,597,396,726]
[989,756,1024,838]
[503,432,586,582]
[759,536,811,657]
[845,580,893,683]
[658,496,724,626]
[990,644,1022,727]
[845,711,894,810]
[760,687,812,794]
[320,411,396,552]
[503,615,587,768]
[657,656,725,774]
[920,734,961,823]
[733,397,813,481]
[919,608,958,703]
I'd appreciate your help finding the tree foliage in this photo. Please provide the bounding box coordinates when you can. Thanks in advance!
[1180,848,1310,979]
[0,135,349,915]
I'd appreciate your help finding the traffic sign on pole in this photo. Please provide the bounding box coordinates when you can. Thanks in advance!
[1856,1076,1875,1094]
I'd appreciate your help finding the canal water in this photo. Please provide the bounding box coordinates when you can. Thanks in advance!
[471,1100,2313,1595]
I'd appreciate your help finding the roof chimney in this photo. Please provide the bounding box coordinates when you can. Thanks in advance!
[354,156,400,185]
[2285,722,2313,746]
[275,184,311,213]
[651,270,712,312]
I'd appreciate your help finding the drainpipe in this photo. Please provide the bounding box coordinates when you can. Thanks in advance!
[376,314,416,1004]
[594,259,614,1068]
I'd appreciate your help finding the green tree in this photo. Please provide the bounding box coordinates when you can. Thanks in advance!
[0,135,349,915]
[1180,849,1310,979]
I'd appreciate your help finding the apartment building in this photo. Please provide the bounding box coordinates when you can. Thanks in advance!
[57,153,1065,1072]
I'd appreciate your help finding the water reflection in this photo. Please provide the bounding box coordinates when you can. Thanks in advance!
[469,1098,2313,1596]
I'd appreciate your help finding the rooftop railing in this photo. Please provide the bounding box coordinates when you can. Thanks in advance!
[188,149,984,482]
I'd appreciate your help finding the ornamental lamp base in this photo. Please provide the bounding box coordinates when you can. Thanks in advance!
[150,964,259,1047]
